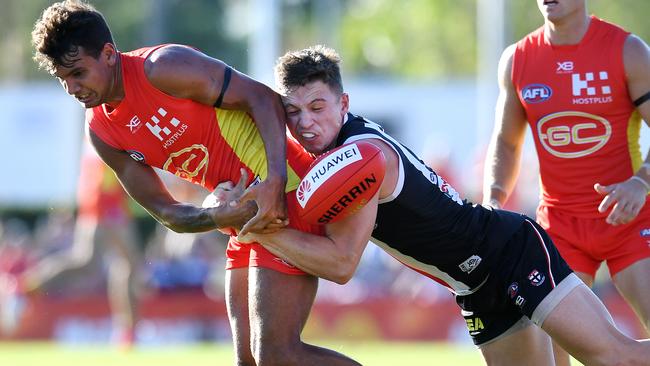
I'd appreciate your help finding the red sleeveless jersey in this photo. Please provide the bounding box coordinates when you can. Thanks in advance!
[86,45,311,192]
[512,16,644,218]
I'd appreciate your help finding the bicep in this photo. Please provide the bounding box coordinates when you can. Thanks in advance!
[624,35,650,127]
[492,45,528,148]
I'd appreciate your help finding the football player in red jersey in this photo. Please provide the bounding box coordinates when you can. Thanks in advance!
[32,1,360,365]
[483,1,650,364]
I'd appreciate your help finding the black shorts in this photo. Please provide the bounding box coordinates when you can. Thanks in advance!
[456,218,577,346]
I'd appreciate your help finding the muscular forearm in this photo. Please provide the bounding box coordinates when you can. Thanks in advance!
[251,229,358,284]
[154,202,254,233]
[483,137,523,206]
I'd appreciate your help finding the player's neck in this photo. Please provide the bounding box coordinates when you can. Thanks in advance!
[544,13,590,46]
[105,53,124,108]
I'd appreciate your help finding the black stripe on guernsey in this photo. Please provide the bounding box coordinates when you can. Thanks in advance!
[633,90,650,107]
[213,66,233,108]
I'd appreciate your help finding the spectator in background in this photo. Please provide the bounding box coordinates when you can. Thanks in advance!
[20,137,141,347]
[483,0,650,364]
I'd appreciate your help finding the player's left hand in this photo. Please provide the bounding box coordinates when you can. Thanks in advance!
[595,178,649,225]
[230,170,289,236]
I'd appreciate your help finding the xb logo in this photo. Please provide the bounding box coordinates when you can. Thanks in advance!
[556,61,573,73]
[538,111,611,159]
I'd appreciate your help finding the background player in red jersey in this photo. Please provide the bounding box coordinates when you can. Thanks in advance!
[222,45,650,366]
[31,1,360,365]
[20,136,140,347]
[483,0,650,364]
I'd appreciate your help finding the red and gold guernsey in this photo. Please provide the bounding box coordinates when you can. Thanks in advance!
[512,16,644,218]
[86,45,310,193]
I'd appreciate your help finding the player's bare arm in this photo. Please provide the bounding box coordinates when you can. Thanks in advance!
[145,45,289,235]
[483,44,529,209]
[243,193,379,284]
[237,137,399,283]
[89,130,256,232]
[595,34,650,225]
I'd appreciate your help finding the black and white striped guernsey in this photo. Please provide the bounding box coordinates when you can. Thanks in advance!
[336,113,527,295]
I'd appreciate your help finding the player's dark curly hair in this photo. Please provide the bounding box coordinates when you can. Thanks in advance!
[274,45,344,96]
[32,0,114,73]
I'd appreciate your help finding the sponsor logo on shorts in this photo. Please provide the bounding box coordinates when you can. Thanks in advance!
[522,84,552,104]
[298,143,362,208]
[458,255,482,274]
[466,317,484,335]
[515,295,526,307]
[508,282,519,299]
[640,228,650,237]
[528,269,545,287]
[127,150,145,162]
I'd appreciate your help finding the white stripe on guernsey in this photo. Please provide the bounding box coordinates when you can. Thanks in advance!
[343,119,462,205]
[370,237,480,296]
[525,219,556,288]
[343,134,404,203]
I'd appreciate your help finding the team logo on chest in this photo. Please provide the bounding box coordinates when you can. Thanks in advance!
[537,111,611,159]
[144,107,189,149]
[163,144,209,185]
[522,84,552,104]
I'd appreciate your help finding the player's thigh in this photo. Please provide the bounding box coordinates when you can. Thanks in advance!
[612,257,650,325]
[248,267,318,341]
[480,324,554,366]
[541,283,628,364]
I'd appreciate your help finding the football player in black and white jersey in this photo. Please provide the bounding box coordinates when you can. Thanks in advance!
[226,46,650,365]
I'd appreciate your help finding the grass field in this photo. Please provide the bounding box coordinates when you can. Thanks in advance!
[0,340,585,365]
[0,341,487,366]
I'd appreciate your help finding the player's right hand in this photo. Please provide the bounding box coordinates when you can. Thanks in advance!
[595,178,648,225]
[205,170,258,231]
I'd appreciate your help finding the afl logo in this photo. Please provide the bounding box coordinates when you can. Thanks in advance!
[127,150,145,162]
[297,179,312,205]
[522,84,552,104]
[538,111,611,159]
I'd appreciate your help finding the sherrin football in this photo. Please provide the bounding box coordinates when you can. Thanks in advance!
[296,141,386,225]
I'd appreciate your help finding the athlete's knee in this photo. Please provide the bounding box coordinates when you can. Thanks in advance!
[251,332,301,366]
[581,339,650,366]
[253,344,299,366]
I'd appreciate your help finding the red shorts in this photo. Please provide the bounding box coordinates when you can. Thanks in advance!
[536,204,650,277]
[225,190,324,275]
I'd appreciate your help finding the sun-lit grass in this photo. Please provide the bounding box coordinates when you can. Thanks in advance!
[0,340,583,365]
[0,341,485,366]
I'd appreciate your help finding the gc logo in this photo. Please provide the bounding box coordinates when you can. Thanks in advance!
[163,144,209,185]
[537,111,611,159]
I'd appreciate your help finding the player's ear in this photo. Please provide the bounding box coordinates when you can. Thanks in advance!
[103,43,117,66]
[340,92,349,115]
